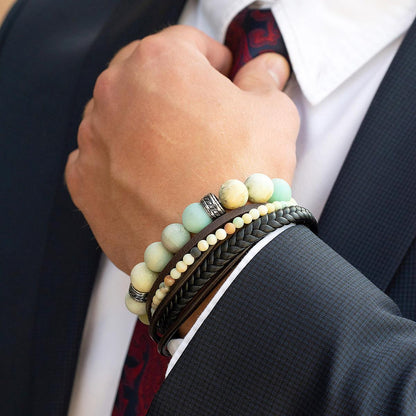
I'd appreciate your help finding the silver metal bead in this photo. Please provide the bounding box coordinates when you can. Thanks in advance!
[200,193,226,219]
[129,284,148,303]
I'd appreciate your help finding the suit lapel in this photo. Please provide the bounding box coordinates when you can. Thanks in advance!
[318,18,416,292]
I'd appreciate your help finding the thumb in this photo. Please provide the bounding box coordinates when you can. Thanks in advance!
[233,53,290,92]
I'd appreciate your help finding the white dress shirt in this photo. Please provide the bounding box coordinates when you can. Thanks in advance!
[68,0,416,414]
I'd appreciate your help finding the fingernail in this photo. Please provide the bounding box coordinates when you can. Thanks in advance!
[267,68,281,87]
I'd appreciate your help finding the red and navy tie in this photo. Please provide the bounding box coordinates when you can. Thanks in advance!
[112,321,169,416]
[112,7,288,416]
[225,7,290,79]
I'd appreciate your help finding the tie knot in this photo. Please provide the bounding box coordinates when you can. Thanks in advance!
[224,8,289,79]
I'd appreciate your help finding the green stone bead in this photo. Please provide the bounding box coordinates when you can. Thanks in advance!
[182,203,212,233]
[269,178,292,202]
[144,242,173,273]
[161,223,191,253]
[233,216,244,229]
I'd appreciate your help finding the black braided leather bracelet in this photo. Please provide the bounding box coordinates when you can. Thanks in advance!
[151,205,317,355]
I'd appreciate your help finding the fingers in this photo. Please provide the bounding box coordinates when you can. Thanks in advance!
[152,25,233,75]
[233,53,290,92]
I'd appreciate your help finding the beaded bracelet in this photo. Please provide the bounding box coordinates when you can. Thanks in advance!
[125,173,294,325]
[152,205,317,355]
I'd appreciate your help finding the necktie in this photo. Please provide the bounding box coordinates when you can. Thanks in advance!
[113,8,289,416]
[112,321,169,416]
[224,7,290,79]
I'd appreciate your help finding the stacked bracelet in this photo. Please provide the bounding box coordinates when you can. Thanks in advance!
[153,204,316,355]
[125,173,316,354]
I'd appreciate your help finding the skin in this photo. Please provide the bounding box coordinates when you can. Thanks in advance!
[65,25,298,297]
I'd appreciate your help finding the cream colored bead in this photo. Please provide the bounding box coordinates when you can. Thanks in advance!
[288,197,297,206]
[242,213,252,224]
[258,205,268,216]
[130,262,158,293]
[249,208,260,220]
[176,261,188,273]
[160,286,170,295]
[155,289,166,301]
[138,313,150,325]
[125,294,147,315]
[197,240,209,252]
[215,228,227,240]
[170,268,181,280]
[152,295,161,306]
[266,203,275,213]
[206,234,218,246]
[183,253,195,266]
[273,201,283,211]
[219,179,249,209]
[245,173,274,203]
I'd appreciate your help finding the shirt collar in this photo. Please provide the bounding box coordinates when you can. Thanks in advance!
[195,0,416,105]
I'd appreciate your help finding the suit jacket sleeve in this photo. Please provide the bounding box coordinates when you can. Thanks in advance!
[149,225,416,415]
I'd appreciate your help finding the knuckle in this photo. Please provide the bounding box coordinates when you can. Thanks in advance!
[77,118,94,150]
[93,68,115,101]
[110,40,140,65]
[135,34,169,62]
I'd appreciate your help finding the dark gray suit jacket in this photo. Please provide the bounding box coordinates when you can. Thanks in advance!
[0,0,415,415]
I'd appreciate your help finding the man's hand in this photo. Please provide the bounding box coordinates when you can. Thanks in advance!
[65,25,298,273]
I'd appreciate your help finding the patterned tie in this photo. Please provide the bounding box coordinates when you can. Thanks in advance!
[113,8,289,416]
[112,321,169,416]
[225,7,290,79]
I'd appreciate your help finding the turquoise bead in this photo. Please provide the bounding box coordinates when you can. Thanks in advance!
[269,178,292,202]
[161,223,191,253]
[144,242,173,273]
[182,203,212,233]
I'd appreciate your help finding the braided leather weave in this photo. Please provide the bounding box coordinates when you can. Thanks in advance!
[150,206,316,354]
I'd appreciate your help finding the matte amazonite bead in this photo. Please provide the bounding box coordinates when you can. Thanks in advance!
[269,178,292,202]
[182,203,212,233]
[233,216,244,228]
[245,173,274,203]
[219,179,248,209]
[224,222,236,234]
[155,288,166,301]
[258,205,268,216]
[215,228,227,240]
[273,200,282,209]
[206,234,218,246]
[176,261,187,273]
[161,223,191,253]
[144,242,173,273]
[242,213,252,224]
[266,202,275,213]
[125,294,147,315]
[183,253,195,265]
[249,208,260,220]
[170,268,181,280]
[130,262,158,292]
[197,240,209,252]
